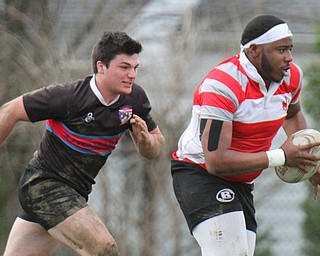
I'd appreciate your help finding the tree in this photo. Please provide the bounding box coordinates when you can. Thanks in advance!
[0,0,55,249]
[0,0,151,253]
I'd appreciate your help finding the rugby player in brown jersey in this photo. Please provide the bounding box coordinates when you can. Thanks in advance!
[2,32,164,256]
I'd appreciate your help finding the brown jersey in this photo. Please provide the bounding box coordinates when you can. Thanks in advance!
[22,75,157,196]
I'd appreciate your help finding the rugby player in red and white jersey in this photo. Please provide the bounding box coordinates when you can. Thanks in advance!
[2,32,164,255]
[171,14,320,256]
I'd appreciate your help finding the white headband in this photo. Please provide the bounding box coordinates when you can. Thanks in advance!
[241,23,293,50]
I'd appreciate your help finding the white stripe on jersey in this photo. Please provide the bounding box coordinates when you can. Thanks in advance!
[200,78,240,108]
[233,93,291,123]
[176,106,204,164]
[215,62,250,92]
[200,105,233,121]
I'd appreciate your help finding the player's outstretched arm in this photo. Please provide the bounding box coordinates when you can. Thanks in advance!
[129,114,165,159]
[0,96,30,146]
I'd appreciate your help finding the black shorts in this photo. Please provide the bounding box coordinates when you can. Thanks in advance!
[18,164,88,230]
[171,160,257,234]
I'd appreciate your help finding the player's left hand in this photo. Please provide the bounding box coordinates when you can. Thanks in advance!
[130,114,151,144]
[309,169,320,200]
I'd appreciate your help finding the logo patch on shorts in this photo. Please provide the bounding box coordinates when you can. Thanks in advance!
[216,188,235,203]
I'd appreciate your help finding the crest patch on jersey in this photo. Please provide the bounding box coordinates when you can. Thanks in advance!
[282,96,289,111]
[119,106,133,125]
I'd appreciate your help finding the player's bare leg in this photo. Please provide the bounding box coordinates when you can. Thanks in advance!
[4,217,60,256]
[48,206,119,256]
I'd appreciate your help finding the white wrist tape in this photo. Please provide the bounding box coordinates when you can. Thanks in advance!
[266,149,286,167]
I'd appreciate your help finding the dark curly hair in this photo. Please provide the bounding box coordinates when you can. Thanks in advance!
[91,31,142,73]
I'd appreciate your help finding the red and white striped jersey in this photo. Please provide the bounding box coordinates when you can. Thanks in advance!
[173,52,303,183]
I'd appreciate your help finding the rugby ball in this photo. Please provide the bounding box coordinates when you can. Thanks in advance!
[275,129,320,183]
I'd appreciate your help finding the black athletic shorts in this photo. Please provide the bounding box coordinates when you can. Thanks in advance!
[18,164,88,230]
[171,160,257,234]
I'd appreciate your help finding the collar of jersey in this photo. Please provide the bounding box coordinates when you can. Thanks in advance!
[239,51,266,85]
[239,51,283,90]
[90,75,120,107]
[239,51,285,96]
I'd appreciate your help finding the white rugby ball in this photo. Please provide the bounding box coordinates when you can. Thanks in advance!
[275,128,320,183]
